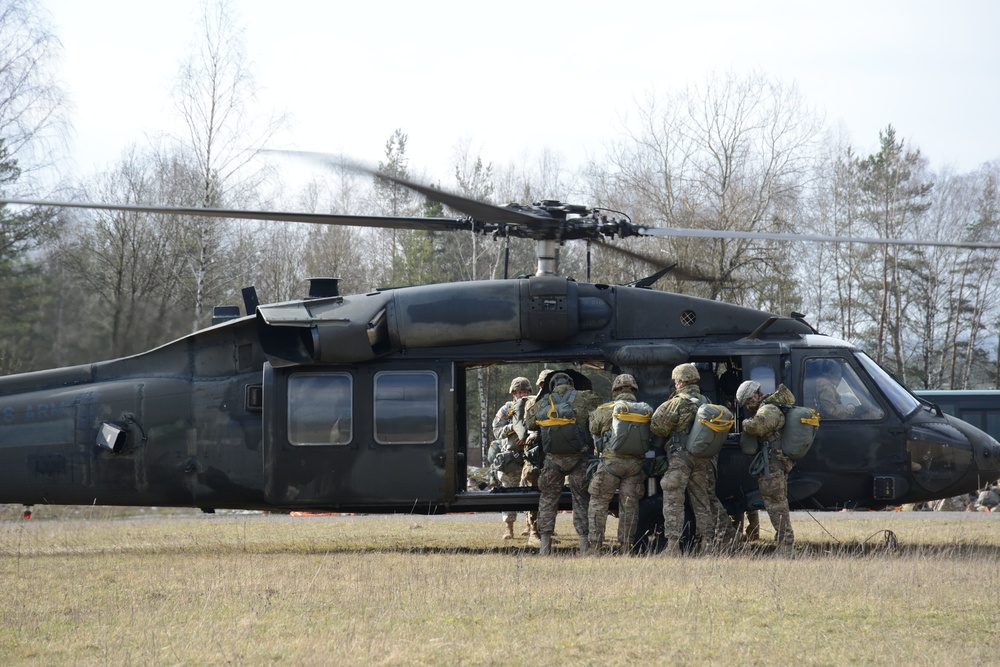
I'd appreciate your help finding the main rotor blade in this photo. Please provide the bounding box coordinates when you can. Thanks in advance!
[268,150,552,230]
[0,198,473,233]
[592,238,712,282]
[636,225,1000,250]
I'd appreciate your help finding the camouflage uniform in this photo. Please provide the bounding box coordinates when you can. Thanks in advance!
[517,373,556,537]
[814,376,854,419]
[742,384,796,551]
[491,397,529,529]
[650,382,729,552]
[526,378,601,552]
[587,386,649,552]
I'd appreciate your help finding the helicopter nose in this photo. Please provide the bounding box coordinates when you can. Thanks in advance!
[973,433,1000,478]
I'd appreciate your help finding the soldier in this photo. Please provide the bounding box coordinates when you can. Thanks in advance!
[517,369,554,539]
[736,380,796,556]
[587,374,651,554]
[526,371,600,555]
[974,484,1000,512]
[490,377,533,539]
[813,360,856,419]
[651,363,731,555]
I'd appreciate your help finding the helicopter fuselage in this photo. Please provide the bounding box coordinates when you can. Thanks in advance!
[1,277,998,520]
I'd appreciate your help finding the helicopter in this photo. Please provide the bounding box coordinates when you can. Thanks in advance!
[1,160,999,547]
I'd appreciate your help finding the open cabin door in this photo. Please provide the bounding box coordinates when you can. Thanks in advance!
[263,361,458,511]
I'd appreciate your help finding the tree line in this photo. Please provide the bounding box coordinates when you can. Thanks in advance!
[1,0,999,395]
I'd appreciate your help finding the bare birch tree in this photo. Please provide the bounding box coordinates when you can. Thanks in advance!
[171,0,286,330]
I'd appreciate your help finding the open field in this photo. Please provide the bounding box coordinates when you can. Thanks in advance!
[1,507,999,665]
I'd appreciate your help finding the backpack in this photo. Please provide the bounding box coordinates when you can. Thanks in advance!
[779,405,820,460]
[606,399,653,458]
[487,437,521,474]
[686,401,735,458]
[537,390,586,455]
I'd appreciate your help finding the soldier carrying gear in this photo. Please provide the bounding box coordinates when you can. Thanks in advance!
[516,369,556,539]
[650,362,735,555]
[527,372,601,555]
[588,373,651,554]
[738,380,797,556]
[491,376,535,540]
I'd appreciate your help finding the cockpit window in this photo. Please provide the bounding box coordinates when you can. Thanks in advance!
[802,357,886,421]
[854,352,920,418]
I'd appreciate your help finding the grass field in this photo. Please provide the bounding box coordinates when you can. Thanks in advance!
[1,506,998,665]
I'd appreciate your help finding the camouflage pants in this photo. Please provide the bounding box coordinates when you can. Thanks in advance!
[710,491,737,549]
[520,462,540,529]
[587,457,645,547]
[732,509,760,540]
[660,450,727,545]
[758,452,794,546]
[537,453,590,538]
[498,467,522,524]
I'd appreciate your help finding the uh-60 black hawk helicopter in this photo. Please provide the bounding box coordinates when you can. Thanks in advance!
[2,159,999,548]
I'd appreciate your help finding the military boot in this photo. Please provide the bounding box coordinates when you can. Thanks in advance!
[587,536,602,555]
[503,520,515,540]
[521,517,531,536]
[539,534,552,555]
[660,538,681,557]
[578,534,590,554]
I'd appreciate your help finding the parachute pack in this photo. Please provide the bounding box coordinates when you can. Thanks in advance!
[778,405,820,460]
[740,403,820,460]
[537,389,586,455]
[686,399,735,458]
[605,399,653,457]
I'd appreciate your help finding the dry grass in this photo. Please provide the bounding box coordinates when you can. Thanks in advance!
[1,507,999,665]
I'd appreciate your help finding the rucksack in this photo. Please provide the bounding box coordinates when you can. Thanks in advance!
[606,399,653,458]
[779,405,820,460]
[537,389,587,455]
[686,401,735,458]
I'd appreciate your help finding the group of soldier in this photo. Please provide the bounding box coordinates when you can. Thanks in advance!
[489,363,800,556]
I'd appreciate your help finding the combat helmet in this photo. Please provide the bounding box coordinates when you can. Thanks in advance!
[611,374,638,393]
[535,369,554,388]
[550,372,573,388]
[509,377,531,393]
[671,363,699,384]
[736,380,761,405]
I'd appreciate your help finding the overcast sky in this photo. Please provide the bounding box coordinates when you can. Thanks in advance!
[45,0,1000,185]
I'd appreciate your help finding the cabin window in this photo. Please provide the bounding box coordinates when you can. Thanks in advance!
[287,373,353,445]
[802,358,886,420]
[745,361,776,395]
[374,371,438,444]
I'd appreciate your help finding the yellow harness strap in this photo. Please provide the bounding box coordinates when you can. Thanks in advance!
[537,393,575,427]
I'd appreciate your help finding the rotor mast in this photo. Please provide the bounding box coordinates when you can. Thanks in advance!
[535,239,559,276]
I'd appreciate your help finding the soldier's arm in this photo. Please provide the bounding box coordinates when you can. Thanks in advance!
[650,401,679,437]
[590,406,610,436]
[743,404,785,437]
[491,404,511,440]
